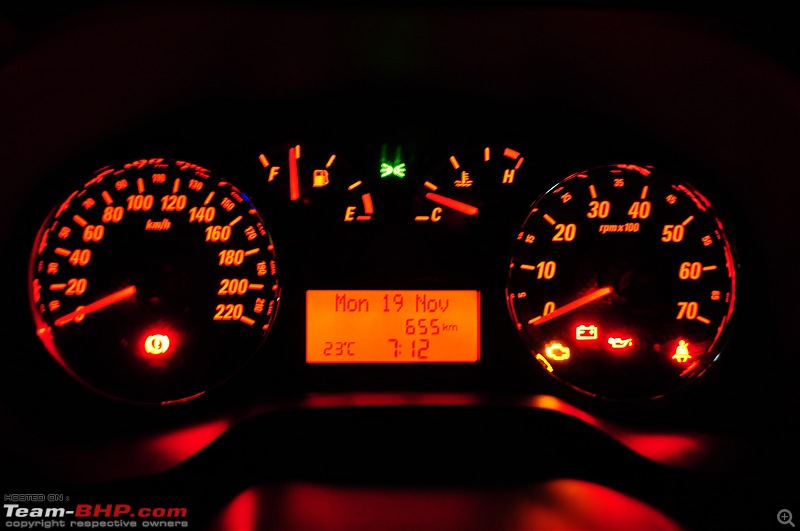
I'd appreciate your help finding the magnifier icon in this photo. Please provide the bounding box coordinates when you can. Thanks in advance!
[779,509,795,527]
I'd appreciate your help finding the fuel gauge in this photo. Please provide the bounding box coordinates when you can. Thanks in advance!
[258,144,376,222]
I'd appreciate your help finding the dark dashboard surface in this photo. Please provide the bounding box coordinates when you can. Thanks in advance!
[1,4,799,530]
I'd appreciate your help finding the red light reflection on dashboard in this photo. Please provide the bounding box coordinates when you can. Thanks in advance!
[530,395,721,469]
[38,418,231,483]
[145,419,231,465]
[210,480,683,531]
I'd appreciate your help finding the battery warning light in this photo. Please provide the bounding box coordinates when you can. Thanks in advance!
[576,325,598,340]
[544,342,570,361]
[672,340,692,363]
[144,334,171,355]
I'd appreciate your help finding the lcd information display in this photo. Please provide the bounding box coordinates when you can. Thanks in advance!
[306,290,480,363]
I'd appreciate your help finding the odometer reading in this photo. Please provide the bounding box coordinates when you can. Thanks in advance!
[506,164,737,400]
[29,158,280,404]
[306,290,479,363]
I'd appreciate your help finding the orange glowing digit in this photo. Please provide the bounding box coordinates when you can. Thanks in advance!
[160,194,187,211]
[587,200,610,219]
[661,224,685,242]
[552,223,576,242]
[126,194,154,211]
[536,261,557,279]
[205,225,232,242]
[81,225,105,242]
[102,206,124,223]
[218,278,250,295]
[627,201,651,219]
[64,278,88,296]
[218,250,245,266]
[188,206,216,223]
[213,303,244,320]
[676,301,699,320]
[68,249,92,266]
[678,262,703,280]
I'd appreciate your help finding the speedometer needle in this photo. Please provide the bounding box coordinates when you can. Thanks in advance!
[55,286,137,326]
[530,286,613,326]
[425,192,479,216]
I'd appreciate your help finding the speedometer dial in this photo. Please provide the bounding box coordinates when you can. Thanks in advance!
[29,158,280,404]
[506,164,737,400]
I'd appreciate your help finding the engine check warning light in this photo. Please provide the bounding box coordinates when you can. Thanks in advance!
[672,340,692,363]
[544,342,571,361]
[575,324,598,340]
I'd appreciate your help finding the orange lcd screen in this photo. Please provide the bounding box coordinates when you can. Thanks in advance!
[306,290,480,363]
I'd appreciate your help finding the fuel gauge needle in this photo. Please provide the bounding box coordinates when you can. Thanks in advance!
[289,145,300,201]
[529,286,613,326]
[55,286,137,326]
[425,192,479,215]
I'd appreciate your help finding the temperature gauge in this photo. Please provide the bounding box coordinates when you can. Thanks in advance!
[413,145,526,225]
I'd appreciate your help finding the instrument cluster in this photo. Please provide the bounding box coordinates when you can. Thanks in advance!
[27,142,738,405]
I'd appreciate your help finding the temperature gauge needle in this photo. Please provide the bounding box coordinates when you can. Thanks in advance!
[530,286,613,326]
[425,192,479,216]
[55,286,137,326]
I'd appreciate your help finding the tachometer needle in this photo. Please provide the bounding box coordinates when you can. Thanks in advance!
[530,286,613,326]
[425,192,479,216]
[55,286,137,326]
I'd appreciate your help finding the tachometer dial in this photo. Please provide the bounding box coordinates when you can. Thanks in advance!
[29,158,280,404]
[506,164,737,400]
